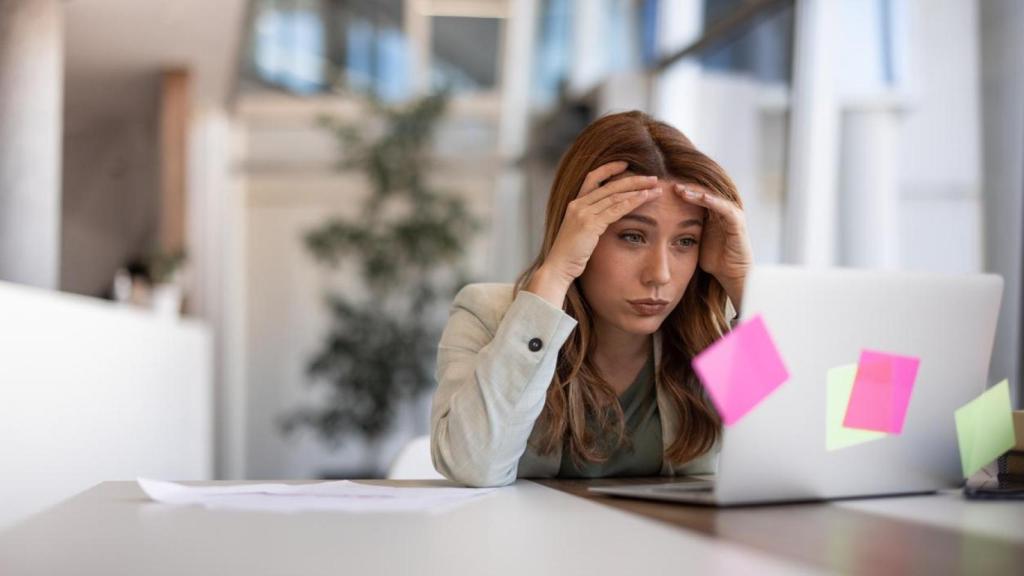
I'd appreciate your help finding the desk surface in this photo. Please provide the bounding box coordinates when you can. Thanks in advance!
[2,479,1023,575]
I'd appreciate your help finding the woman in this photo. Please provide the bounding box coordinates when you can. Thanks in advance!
[431,111,753,487]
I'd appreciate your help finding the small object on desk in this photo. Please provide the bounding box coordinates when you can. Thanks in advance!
[997,472,1024,486]
[963,483,1024,500]
[991,412,1024,488]
[1012,410,1024,450]
[998,450,1024,475]
[963,467,1024,500]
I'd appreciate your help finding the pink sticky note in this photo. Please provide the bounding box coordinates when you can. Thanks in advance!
[692,315,790,426]
[842,350,920,434]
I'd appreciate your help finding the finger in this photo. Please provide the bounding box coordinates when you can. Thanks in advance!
[579,161,629,197]
[677,184,742,227]
[582,174,659,207]
[590,186,661,214]
[599,189,660,224]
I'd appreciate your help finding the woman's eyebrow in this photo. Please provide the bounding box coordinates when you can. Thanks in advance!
[620,214,703,229]
[620,214,656,226]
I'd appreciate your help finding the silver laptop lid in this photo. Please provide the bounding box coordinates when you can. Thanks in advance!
[714,266,1003,505]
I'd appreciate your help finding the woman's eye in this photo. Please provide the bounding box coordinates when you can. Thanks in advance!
[677,237,699,248]
[620,232,645,244]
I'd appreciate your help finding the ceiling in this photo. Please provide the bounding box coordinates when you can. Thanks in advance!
[64,0,250,115]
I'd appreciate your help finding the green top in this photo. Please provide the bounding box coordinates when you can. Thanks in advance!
[557,353,663,478]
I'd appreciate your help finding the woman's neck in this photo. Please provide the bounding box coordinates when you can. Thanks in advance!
[591,319,652,378]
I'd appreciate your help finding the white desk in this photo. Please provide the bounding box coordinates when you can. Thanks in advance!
[2,479,1023,575]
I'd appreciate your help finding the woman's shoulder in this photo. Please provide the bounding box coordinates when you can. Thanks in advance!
[450,283,517,332]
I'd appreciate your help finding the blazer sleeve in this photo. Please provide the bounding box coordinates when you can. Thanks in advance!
[430,285,577,487]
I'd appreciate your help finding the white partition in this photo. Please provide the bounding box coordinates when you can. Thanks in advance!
[0,282,212,529]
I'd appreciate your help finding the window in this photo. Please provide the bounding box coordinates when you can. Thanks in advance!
[246,0,409,100]
[430,16,502,93]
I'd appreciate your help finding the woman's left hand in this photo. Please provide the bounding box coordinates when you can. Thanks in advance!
[675,183,753,312]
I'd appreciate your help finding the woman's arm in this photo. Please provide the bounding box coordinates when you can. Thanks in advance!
[722,282,744,318]
[430,284,577,487]
[432,164,658,486]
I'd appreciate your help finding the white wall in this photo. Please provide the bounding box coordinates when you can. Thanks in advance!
[897,0,983,274]
[689,74,788,266]
[0,282,212,529]
[979,0,1024,403]
[60,0,249,296]
[186,106,248,480]
[60,74,161,297]
[0,0,63,289]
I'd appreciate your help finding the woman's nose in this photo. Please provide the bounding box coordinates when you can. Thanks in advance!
[643,245,672,286]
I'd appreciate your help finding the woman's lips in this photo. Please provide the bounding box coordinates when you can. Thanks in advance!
[628,300,669,316]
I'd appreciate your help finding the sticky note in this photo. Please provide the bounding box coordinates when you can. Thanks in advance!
[955,379,1015,478]
[692,314,789,426]
[826,364,887,451]
[842,350,920,434]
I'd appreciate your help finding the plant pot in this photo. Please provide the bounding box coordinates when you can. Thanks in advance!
[152,283,183,318]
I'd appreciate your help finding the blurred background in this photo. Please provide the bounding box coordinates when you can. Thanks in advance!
[0,0,1021,529]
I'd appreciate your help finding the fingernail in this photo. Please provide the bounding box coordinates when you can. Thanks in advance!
[685,188,700,199]
[650,187,662,194]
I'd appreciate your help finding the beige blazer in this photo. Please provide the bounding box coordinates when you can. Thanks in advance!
[431,283,723,487]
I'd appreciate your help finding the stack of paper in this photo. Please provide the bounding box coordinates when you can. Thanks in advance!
[138,478,497,514]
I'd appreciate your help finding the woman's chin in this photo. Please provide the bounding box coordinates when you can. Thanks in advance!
[617,314,666,335]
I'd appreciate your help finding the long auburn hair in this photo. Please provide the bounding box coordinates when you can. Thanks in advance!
[515,110,741,466]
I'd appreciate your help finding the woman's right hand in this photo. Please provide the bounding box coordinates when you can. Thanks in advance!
[526,161,662,307]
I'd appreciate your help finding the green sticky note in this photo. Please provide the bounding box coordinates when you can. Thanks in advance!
[954,379,1016,478]
[826,364,887,451]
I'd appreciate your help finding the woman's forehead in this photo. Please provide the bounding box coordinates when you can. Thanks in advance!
[607,170,710,193]
[628,188,706,224]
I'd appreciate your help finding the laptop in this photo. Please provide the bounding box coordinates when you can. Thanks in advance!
[590,266,1004,506]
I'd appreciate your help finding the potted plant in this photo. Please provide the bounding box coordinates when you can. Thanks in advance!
[113,249,187,317]
[280,90,479,476]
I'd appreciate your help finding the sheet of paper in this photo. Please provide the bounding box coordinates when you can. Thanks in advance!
[692,314,789,426]
[138,478,497,514]
[826,364,887,451]
[954,379,1016,478]
[842,349,920,434]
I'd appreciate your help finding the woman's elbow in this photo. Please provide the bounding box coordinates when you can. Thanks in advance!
[440,466,516,488]
[431,439,516,488]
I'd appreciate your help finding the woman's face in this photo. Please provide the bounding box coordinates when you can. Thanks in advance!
[578,176,708,338]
